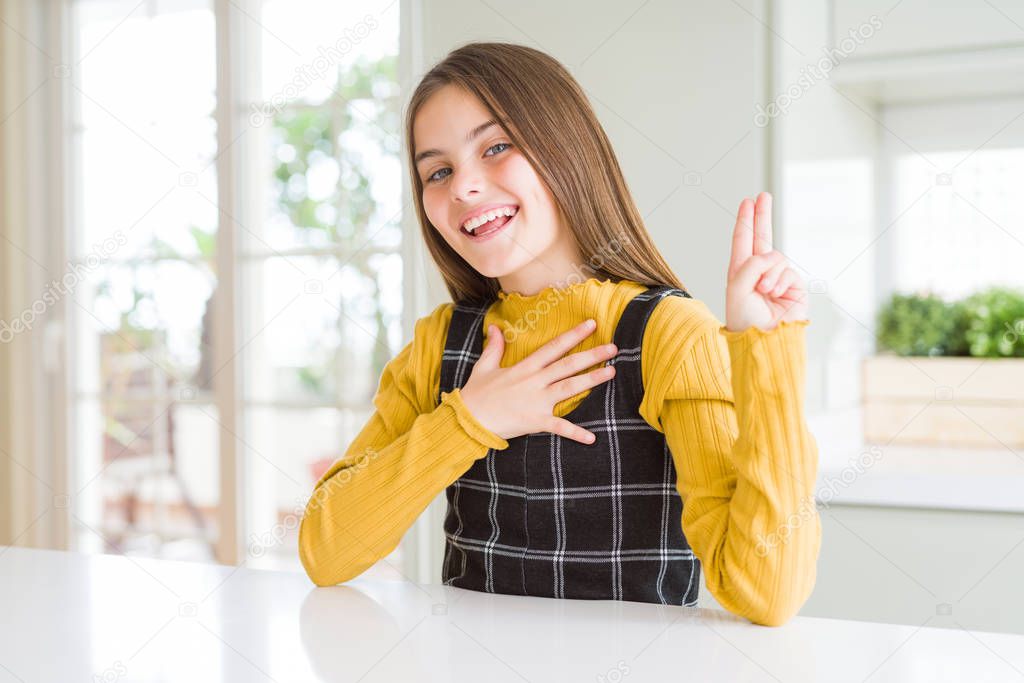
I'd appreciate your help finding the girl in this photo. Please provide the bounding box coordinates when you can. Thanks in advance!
[298,42,819,627]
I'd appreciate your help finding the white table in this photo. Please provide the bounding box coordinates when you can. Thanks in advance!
[2,546,1023,682]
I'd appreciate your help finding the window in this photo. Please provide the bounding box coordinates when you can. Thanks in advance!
[67,0,403,576]
[890,147,1024,301]
[70,0,220,561]
[881,97,1024,301]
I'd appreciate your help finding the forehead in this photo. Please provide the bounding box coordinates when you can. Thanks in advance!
[413,84,493,148]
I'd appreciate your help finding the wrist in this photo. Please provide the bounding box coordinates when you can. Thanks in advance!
[441,387,509,450]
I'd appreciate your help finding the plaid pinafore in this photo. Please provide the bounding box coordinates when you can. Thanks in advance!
[437,285,701,606]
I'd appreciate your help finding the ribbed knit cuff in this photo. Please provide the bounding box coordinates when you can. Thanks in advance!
[439,387,510,451]
[719,318,810,343]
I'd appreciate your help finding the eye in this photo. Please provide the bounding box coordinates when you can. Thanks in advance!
[484,142,511,156]
[424,142,513,185]
[426,167,450,184]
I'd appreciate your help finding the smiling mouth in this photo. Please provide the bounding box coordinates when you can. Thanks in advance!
[459,206,519,240]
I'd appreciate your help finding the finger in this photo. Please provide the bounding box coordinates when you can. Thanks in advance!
[778,282,808,303]
[756,259,789,295]
[766,268,798,298]
[780,267,807,297]
[753,191,772,255]
[543,342,618,383]
[728,197,754,280]
[522,318,597,372]
[776,292,808,321]
[732,249,786,292]
[545,416,597,445]
[549,364,616,403]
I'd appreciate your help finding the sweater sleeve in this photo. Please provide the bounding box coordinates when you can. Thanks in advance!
[298,303,509,587]
[639,301,821,626]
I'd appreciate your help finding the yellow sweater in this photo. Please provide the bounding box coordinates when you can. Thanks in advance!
[298,277,821,626]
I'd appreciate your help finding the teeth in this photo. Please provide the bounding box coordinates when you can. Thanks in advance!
[463,206,517,234]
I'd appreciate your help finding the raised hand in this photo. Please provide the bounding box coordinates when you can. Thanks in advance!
[459,319,618,444]
[725,192,808,332]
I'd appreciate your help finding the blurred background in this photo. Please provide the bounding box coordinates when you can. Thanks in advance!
[1,0,1022,636]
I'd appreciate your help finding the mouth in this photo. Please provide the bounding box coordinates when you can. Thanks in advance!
[459,205,519,242]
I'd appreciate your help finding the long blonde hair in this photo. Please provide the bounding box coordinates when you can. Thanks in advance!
[405,42,686,304]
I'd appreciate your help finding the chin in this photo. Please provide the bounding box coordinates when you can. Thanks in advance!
[467,260,512,280]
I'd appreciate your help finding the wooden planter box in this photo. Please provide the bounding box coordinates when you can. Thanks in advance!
[862,355,1024,448]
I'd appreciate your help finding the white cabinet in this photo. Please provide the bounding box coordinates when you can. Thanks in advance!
[832,0,1024,59]
[803,504,1024,635]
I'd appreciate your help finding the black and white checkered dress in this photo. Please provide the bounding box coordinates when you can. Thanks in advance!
[438,285,701,606]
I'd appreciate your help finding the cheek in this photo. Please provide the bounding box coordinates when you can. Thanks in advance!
[498,156,536,191]
[421,187,447,232]
[502,156,555,216]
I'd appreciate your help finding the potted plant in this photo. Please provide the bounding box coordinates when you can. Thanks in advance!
[862,287,1024,448]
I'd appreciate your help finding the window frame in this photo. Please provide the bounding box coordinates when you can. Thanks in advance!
[39,0,436,579]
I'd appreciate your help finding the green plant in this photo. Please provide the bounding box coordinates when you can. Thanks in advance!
[876,293,969,356]
[961,286,1024,358]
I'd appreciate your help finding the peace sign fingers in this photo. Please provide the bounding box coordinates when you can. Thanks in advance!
[727,192,773,282]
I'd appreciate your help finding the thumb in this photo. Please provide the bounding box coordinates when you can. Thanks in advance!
[478,323,504,368]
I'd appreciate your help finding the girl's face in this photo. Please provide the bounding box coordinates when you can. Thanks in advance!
[413,84,580,289]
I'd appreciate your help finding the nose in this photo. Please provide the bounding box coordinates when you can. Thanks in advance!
[449,162,484,203]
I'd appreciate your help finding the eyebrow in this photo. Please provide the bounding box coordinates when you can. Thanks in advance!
[413,119,498,167]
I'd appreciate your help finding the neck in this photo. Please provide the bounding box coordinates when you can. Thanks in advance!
[497,236,590,296]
